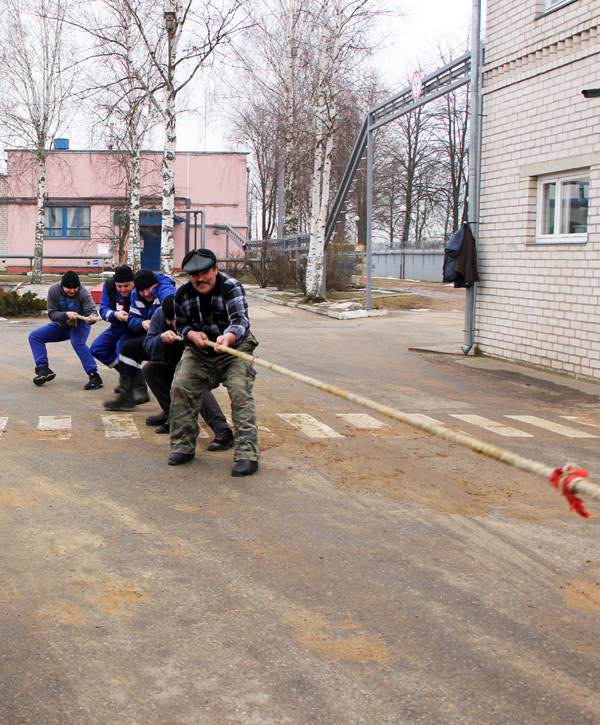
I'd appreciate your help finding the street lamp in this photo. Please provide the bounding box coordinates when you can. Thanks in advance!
[164,10,176,33]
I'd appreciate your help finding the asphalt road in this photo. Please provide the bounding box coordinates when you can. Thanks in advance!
[1,300,600,725]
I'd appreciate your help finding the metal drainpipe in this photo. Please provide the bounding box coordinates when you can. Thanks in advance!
[462,0,482,355]
[185,198,191,256]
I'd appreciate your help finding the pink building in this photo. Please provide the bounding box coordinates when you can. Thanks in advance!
[2,148,248,272]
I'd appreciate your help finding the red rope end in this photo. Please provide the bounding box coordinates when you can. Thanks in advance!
[550,466,590,518]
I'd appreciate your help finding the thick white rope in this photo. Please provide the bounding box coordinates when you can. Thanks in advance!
[203,339,600,510]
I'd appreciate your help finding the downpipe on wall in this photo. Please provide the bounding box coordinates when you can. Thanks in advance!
[462,0,482,356]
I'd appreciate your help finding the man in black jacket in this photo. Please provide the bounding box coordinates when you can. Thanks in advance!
[142,294,233,449]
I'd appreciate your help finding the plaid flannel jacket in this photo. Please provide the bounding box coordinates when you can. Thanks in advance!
[174,273,250,352]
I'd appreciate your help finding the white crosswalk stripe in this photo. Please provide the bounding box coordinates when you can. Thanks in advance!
[101,414,140,439]
[450,414,533,437]
[404,413,473,437]
[38,415,71,440]
[0,418,7,439]
[560,416,599,428]
[335,413,387,429]
[277,414,344,439]
[505,415,598,438]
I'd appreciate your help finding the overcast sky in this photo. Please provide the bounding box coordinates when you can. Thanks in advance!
[178,0,485,152]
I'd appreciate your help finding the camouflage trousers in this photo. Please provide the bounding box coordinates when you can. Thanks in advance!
[169,334,259,462]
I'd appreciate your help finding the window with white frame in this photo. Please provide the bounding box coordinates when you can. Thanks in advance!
[536,173,589,244]
[545,0,575,10]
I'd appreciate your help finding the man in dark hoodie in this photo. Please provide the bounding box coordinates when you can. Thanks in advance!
[28,270,103,389]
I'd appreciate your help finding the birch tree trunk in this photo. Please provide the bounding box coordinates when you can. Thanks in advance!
[283,0,298,237]
[160,92,176,277]
[31,152,46,284]
[128,142,142,269]
[305,0,341,299]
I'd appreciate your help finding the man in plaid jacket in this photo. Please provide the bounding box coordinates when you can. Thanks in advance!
[169,249,259,477]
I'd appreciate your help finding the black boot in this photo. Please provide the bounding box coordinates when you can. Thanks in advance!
[146,411,167,427]
[104,375,136,410]
[133,370,150,405]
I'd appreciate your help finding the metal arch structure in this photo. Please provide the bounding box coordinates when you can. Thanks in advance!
[323,0,482,358]
[324,51,472,250]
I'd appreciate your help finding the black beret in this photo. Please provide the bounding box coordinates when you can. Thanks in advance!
[134,269,159,291]
[113,265,134,282]
[181,249,217,274]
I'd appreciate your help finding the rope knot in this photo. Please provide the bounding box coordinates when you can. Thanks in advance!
[550,464,590,518]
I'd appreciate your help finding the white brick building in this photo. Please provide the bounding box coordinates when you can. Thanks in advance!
[477,0,600,381]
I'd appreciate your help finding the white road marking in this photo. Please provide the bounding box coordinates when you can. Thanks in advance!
[505,415,598,438]
[335,413,386,429]
[406,414,470,438]
[560,416,600,428]
[277,414,344,439]
[101,414,140,439]
[408,414,448,428]
[38,415,71,440]
[0,418,7,439]
[450,415,533,437]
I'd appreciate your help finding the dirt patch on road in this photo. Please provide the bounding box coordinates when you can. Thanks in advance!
[563,572,600,610]
[283,609,389,663]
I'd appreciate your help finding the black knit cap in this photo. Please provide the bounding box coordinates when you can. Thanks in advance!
[113,264,134,282]
[181,249,217,274]
[161,294,175,320]
[134,269,159,291]
[61,270,80,288]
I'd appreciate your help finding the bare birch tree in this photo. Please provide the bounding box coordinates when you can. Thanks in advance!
[230,0,314,239]
[78,0,162,270]
[119,0,248,276]
[304,0,383,299]
[0,0,76,283]
[74,0,247,275]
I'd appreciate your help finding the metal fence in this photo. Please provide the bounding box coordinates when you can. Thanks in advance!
[371,249,444,282]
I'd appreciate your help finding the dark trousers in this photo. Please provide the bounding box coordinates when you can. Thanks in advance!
[142,360,230,434]
[118,335,148,377]
[91,326,133,368]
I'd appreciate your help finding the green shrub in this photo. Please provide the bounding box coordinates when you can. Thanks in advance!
[0,289,47,317]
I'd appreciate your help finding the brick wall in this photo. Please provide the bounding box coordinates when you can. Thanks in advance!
[477,1,600,382]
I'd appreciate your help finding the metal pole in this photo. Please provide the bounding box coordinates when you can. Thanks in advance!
[366,120,373,310]
[194,212,198,250]
[462,0,481,355]
[201,210,205,249]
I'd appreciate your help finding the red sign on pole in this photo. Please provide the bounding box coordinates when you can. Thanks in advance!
[411,71,423,101]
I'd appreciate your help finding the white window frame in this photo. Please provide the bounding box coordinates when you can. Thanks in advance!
[535,172,589,245]
[545,0,574,10]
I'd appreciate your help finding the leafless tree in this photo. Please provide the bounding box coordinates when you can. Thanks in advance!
[304,0,388,299]
[77,0,163,269]
[0,0,77,283]
[75,0,248,276]
[232,104,279,241]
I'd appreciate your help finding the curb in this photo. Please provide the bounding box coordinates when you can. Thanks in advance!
[247,291,388,320]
